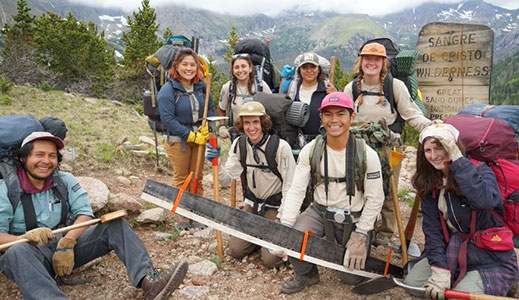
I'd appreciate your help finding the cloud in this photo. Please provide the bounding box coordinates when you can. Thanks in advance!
[67,0,519,15]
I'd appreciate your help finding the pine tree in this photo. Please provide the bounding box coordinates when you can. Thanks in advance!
[223,26,239,64]
[34,12,114,90]
[2,0,36,57]
[121,0,160,73]
[208,55,229,111]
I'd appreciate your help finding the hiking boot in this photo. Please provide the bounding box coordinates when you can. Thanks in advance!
[280,273,320,294]
[339,272,368,285]
[141,260,188,300]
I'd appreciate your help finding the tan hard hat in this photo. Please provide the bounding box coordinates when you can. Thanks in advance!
[239,101,266,117]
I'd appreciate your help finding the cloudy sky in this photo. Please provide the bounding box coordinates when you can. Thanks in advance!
[68,0,519,16]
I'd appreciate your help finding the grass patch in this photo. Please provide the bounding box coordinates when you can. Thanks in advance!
[144,203,155,210]
[207,255,223,268]
[168,229,181,241]
[39,81,52,92]
[0,95,13,105]
[0,75,14,93]
[2,84,154,169]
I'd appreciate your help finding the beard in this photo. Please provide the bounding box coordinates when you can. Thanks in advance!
[23,162,55,181]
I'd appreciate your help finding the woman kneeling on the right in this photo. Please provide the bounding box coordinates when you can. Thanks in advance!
[404,124,518,299]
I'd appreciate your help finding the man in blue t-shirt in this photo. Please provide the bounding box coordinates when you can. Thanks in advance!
[0,132,187,300]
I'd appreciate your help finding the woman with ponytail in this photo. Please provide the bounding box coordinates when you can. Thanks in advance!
[344,42,431,246]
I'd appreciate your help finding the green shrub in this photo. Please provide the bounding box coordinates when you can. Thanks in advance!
[208,256,223,268]
[39,81,52,92]
[0,95,13,105]
[401,123,420,147]
[0,75,14,93]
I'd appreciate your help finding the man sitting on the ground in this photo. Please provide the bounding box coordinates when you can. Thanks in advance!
[0,132,188,300]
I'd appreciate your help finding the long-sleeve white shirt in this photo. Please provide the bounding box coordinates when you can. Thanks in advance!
[279,138,385,233]
[218,135,296,214]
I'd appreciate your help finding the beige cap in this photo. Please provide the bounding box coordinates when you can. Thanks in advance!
[419,124,459,144]
[21,132,64,149]
[239,101,266,117]
[360,42,387,58]
[298,52,320,67]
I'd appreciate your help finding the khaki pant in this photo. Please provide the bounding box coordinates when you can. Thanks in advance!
[404,257,485,298]
[229,205,283,268]
[164,140,205,196]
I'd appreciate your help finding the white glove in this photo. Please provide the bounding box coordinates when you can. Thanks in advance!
[218,126,230,139]
[424,266,451,300]
[430,119,443,125]
[436,136,463,161]
[268,248,288,261]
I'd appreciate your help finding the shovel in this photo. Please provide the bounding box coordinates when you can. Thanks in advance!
[352,247,396,295]
[392,276,516,300]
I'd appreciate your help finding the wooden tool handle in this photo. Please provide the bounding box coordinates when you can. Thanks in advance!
[445,289,516,300]
[193,73,213,194]
[404,195,421,243]
[329,56,337,84]
[0,210,127,251]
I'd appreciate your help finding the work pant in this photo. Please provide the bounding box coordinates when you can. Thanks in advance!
[164,140,205,196]
[229,205,282,268]
[288,205,366,283]
[404,257,485,298]
[375,152,402,239]
[0,219,153,300]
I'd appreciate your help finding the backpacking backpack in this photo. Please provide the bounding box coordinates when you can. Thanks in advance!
[250,93,310,147]
[0,114,69,231]
[234,38,280,92]
[445,112,519,236]
[352,38,427,134]
[302,133,367,211]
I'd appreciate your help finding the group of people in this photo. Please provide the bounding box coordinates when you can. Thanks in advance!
[0,41,517,300]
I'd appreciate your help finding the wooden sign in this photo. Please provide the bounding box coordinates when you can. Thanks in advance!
[416,22,493,120]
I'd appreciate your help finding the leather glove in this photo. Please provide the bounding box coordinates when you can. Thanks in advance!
[436,136,462,161]
[187,130,209,145]
[424,266,451,300]
[343,231,368,270]
[52,237,76,276]
[18,227,54,246]
[205,143,220,162]
[218,126,230,139]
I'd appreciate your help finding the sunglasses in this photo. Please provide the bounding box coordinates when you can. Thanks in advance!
[232,53,250,60]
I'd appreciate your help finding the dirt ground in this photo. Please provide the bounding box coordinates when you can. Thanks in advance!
[0,160,425,300]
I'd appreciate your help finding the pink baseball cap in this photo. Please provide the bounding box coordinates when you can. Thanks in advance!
[318,92,354,112]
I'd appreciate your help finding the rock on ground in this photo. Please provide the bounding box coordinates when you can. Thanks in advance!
[76,176,109,212]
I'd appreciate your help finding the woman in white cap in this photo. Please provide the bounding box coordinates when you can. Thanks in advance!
[344,42,432,246]
[404,124,518,299]
[285,52,337,146]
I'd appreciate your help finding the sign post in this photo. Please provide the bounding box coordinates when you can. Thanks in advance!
[416,22,493,120]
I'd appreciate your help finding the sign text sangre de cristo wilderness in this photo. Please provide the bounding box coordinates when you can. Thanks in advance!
[416,22,494,120]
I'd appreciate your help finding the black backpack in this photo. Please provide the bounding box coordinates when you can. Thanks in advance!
[352,38,426,133]
[234,38,279,92]
[0,115,69,231]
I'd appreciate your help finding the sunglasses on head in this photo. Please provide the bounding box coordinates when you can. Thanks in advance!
[232,53,250,60]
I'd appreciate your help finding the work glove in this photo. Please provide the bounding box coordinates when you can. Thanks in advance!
[17,227,54,246]
[218,126,230,139]
[198,124,209,136]
[343,231,368,271]
[205,143,220,162]
[424,266,451,300]
[436,136,463,162]
[52,237,76,276]
[268,248,288,261]
[187,130,209,145]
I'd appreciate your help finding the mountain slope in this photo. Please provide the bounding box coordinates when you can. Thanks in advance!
[490,50,519,104]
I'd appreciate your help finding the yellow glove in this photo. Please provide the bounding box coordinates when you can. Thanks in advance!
[18,227,54,246]
[52,237,76,276]
[187,131,208,145]
[198,124,209,136]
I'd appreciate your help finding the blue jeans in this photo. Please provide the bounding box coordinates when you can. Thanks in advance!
[0,219,153,300]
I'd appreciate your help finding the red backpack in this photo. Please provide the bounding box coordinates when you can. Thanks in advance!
[446,114,519,235]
